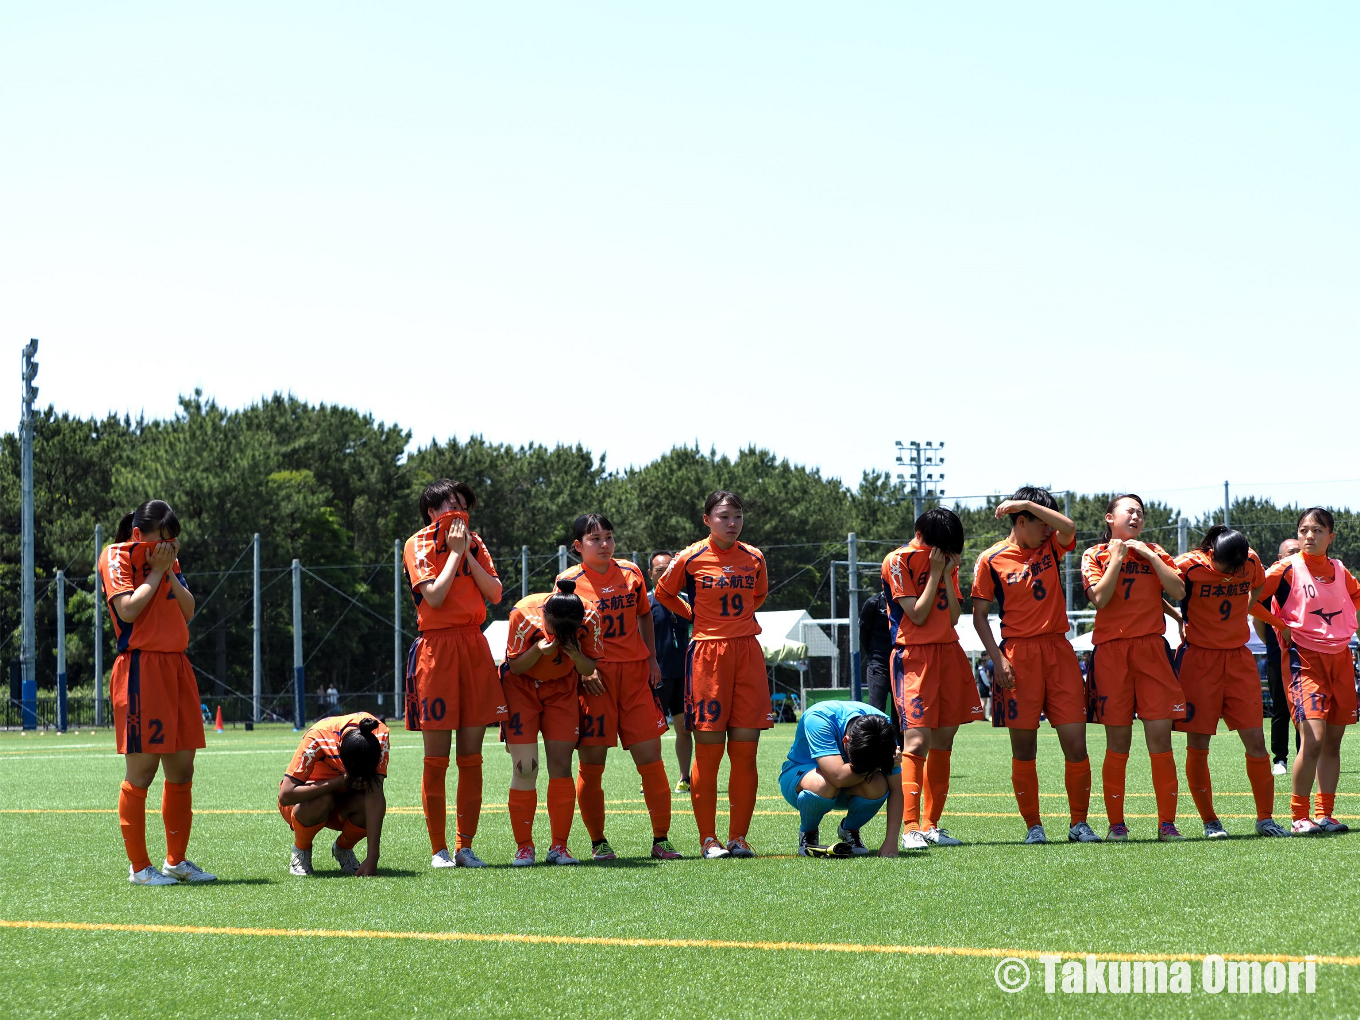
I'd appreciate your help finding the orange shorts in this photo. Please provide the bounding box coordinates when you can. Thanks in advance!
[995,634,1087,729]
[684,637,773,732]
[112,650,205,755]
[277,802,350,833]
[891,641,984,730]
[404,625,506,731]
[1173,645,1262,733]
[1286,645,1359,726]
[501,668,580,744]
[1087,634,1185,726]
[579,659,668,748]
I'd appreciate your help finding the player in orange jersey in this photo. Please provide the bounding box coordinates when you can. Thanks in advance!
[654,491,770,859]
[99,500,216,886]
[882,506,983,850]
[1080,493,1187,842]
[402,479,504,868]
[1252,507,1360,835]
[559,513,681,860]
[1171,525,1286,838]
[502,579,605,866]
[278,713,389,876]
[971,487,1097,844]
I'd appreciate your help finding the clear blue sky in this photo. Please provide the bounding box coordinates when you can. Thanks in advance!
[2,3,1356,517]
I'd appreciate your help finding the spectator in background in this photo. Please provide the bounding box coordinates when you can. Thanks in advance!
[326,683,340,713]
[1254,537,1301,774]
[858,589,899,735]
[648,552,692,791]
[974,657,993,720]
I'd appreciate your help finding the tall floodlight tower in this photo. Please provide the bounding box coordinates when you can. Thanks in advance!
[894,440,947,521]
[20,340,39,694]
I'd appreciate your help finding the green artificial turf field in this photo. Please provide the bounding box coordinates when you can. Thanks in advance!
[0,721,1354,1019]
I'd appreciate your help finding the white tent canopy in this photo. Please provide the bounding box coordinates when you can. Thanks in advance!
[483,619,510,666]
[755,610,836,664]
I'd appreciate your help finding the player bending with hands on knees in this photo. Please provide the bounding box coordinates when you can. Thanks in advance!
[1081,494,1187,841]
[780,702,903,857]
[279,713,389,876]
[99,500,217,886]
[882,507,985,850]
[501,579,604,866]
[971,488,1098,844]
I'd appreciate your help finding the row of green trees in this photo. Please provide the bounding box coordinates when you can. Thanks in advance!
[3,393,1355,700]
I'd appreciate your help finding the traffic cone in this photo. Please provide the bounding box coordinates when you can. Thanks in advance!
[214,706,224,733]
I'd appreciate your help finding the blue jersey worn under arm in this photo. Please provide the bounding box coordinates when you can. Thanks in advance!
[785,700,891,771]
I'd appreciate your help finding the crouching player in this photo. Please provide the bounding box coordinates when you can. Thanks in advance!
[278,713,389,876]
[780,701,902,856]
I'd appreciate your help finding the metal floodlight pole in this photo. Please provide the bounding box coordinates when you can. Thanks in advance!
[93,524,104,726]
[252,533,262,723]
[20,340,38,699]
[1224,481,1230,528]
[557,545,567,575]
[1064,490,1074,614]
[56,571,67,732]
[393,539,403,717]
[829,561,837,621]
[1178,517,1189,557]
[521,546,529,600]
[848,533,862,702]
[292,559,304,729]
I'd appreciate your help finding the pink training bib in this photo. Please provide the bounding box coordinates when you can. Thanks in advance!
[1276,553,1358,654]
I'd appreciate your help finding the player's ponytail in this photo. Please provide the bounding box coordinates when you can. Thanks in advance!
[1198,525,1250,573]
[339,716,384,785]
[114,500,182,543]
[1100,493,1145,543]
[544,579,586,651]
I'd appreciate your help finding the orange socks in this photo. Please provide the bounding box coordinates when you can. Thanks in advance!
[421,755,450,854]
[1010,758,1041,829]
[1316,791,1336,820]
[1185,747,1215,822]
[161,781,193,866]
[547,776,576,846]
[336,820,365,851]
[508,787,537,849]
[1291,793,1309,822]
[726,741,758,841]
[118,781,151,873]
[1149,750,1178,826]
[284,804,325,851]
[637,758,672,839]
[1064,757,1091,825]
[576,762,606,842]
[454,754,482,851]
[690,743,725,843]
[1102,750,1129,826]
[1245,755,1275,821]
[902,752,926,831]
[922,748,951,828]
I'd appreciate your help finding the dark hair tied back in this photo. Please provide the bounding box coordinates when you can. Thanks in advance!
[114,500,181,544]
[339,716,383,783]
[544,579,586,651]
[1298,506,1335,533]
[704,490,744,516]
[1100,493,1145,543]
[1198,525,1250,574]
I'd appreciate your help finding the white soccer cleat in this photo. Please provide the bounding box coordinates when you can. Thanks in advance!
[546,843,579,865]
[900,829,930,851]
[290,848,314,876]
[431,849,456,868]
[924,826,962,846]
[163,858,217,883]
[1271,760,1287,776]
[512,845,536,868]
[726,837,756,858]
[1024,825,1047,844]
[129,864,178,886]
[1255,818,1291,838]
[701,837,731,859]
[836,822,872,856]
[1203,820,1229,840]
[1068,822,1101,843]
[1315,816,1349,834]
[454,847,489,868]
[1291,818,1323,836]
[331,841,360,876]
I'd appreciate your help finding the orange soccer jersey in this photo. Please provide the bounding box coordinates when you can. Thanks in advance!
[882,539,962,646]
[504,593,605,682]
[1080,541,1177,644]
[403,512,499,630]
[556,559,650,662]
[1174,549,1266,649]
[286,712,391,783]
[98,541,190,653]
[654,539,767,639]
[970,534,1075,639]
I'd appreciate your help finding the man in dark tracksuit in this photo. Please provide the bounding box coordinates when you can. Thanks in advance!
[1254,537,1302,773]
[859,589,900,740]
[649,552,692,789]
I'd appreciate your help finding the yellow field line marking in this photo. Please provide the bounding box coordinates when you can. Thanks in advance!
[0,919,1354,966]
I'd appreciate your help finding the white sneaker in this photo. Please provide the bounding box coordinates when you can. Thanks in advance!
[512,845,536,868]
[290,848,314,876]
[1024,825,1047,844]
[163,858,217,883]
[454,847,489,868]
[431,849,456,869]
[701,837,731,859]
[546,843,579,865]
[1271,760,1287,776]
[1291,818,1323,835]
[925,826,963,846]
[1203,820,1229,840]
[129,864,178,886]
[900,829,930,850]
[331,841,360,876]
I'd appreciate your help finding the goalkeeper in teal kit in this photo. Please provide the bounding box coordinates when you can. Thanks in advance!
[779,700,903,856]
